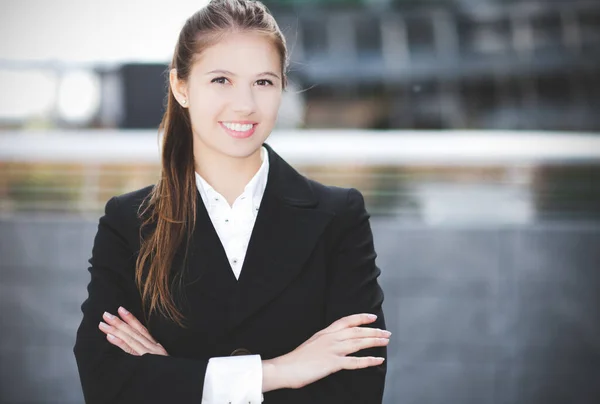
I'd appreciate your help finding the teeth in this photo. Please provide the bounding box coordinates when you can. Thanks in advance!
[223,122,253,132]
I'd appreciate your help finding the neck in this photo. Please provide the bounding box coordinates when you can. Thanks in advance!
[194,145,263,205]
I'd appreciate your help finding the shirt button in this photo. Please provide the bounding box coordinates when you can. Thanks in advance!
[225,218,229,223]
[232,258,238,264]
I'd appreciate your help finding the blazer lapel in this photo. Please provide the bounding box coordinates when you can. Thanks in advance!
[177,190,238,317]
[175,143,334,333]
[228,143,334,331]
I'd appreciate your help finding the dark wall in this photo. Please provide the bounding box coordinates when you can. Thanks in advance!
[0,218,599,403]
[119,64,168,129]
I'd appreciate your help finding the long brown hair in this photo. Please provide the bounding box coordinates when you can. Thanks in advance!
[136,0,289,327]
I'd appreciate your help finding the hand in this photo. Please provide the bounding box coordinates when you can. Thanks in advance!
[263,313,390,391]
[98,306,169,356]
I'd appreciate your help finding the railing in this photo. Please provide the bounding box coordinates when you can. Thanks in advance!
[1,130,599,224]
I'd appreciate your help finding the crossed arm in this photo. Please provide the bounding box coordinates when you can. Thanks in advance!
[74,188,388,403]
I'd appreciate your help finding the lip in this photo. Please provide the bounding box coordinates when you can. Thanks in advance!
[221,120,257,125]
[219,121,257,139]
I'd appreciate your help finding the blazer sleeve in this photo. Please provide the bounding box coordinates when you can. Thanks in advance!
[73,196,209,404]
[297,187,387,403]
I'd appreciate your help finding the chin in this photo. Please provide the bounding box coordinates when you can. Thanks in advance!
[220,141,265,159]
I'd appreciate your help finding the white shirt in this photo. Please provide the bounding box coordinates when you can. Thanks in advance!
[196,146,268,404]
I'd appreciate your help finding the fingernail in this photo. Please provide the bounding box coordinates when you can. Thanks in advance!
[99,321,109,329]
[103,311,114,320]
[108,334,117,340]
[382,330,392,336]
[367,314,377,319]
[378,357,386,362]
[118,306,129,315]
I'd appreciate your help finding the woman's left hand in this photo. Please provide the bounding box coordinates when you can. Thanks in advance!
[98,306,169,356]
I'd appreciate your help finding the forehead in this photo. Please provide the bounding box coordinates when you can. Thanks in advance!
[191,32,281,76]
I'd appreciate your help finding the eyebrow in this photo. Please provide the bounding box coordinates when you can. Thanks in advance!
[205,69,281,80]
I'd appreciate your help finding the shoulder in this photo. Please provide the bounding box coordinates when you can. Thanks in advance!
[305,177,368,220]
[101,184,155,236]
[303,178,373,252]
[109,184,155,216]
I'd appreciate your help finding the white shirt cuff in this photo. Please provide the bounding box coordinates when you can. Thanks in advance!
[201,354,263,404]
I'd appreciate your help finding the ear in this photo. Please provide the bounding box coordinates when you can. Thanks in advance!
[169,68,189,108]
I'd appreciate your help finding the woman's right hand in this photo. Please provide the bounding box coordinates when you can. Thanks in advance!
[262,313,390,391]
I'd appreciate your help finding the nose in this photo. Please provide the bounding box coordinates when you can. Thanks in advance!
[231,85,256,116]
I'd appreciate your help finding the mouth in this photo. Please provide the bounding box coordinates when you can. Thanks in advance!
[219,121,257,139]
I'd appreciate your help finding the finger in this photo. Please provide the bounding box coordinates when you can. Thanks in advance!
[99,320,155,355]
[105,333,139,356]
[103,312,160,353]
[338,337,389,355]
[101,315,169,356]
[336,327,391,341]
[117,306,158,344]
[323,313,378,334]
[341,356,385,370]
[98,322,140,355]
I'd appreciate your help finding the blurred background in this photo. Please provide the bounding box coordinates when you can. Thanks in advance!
[1,0,599,403]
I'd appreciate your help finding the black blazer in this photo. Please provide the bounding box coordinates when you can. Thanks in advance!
[74,143,387,404]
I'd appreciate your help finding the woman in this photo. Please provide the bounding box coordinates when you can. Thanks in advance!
[73,1,389,403]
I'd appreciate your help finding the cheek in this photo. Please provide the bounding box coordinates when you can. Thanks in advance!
[257,92,282,121]
[190,96,223,126]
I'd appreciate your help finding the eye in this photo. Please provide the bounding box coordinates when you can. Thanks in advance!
[256,79,274,86]
[211,77,229,85]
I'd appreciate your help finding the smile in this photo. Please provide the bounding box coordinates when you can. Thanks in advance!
[222,122,254,131]
[219,121,257,139]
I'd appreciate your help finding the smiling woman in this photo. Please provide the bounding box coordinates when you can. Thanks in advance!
[73,1,388,403]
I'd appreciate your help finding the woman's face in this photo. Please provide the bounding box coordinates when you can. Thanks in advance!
[171,32,283,162]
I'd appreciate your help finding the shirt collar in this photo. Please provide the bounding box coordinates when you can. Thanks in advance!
[194,145,269,209]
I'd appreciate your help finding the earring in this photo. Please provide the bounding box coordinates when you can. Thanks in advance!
[182,99,187,105]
